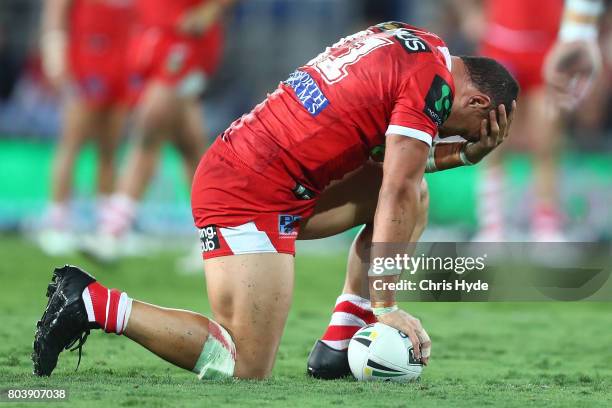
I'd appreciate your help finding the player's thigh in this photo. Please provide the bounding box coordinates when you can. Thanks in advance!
[136,80,181,131]
[299,161,383,239]
[173,97,206,158]
[95,106,127,156]
[204,253,294,378]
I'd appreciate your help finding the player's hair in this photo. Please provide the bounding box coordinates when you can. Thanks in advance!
[459,56,519,114]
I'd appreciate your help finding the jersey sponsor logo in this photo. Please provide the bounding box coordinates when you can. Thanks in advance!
[279,215,301,236]
[394,28,430,54]
[199,225,220,253]
[284,70,329,116]
[423,75,453,126]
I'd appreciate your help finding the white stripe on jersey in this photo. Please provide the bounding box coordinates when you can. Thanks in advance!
[386,125,433,146]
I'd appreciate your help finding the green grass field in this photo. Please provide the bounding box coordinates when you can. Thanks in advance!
[1,235,611,407]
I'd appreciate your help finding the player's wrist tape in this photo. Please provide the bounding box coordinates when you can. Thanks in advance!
[566,0,604,16]
[426,141,473,173]
[560,0,603,41]
[460,143,475,166]
[372,304,399,316]
[425,144,437,172]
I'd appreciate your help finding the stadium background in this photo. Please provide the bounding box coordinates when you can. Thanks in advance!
[0,2,611,406]
[0,0,610,245]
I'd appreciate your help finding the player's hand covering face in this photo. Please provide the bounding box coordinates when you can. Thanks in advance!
[464,101,516,164]
[543,40,602,111]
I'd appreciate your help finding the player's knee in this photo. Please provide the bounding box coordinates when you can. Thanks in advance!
[139,94,176,134]
[234,363,272,379]
[192,319,236,380]
[355,223,373,249]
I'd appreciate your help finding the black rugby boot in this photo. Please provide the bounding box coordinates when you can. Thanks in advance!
[33,265,97,376]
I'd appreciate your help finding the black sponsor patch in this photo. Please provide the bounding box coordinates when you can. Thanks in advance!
[394,28,430,54]
[199,225,220,253]
[423,75,453,126]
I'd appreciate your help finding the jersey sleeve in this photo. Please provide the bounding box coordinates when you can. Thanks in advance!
[386,63,454,147]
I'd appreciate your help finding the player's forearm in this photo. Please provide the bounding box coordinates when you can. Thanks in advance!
[425,141,474,173]
[369,184,420,308]
[372,184,419,243]
[559,0,604,41]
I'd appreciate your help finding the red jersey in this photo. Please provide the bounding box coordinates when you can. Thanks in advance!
[135,0,210,30]
[220,22,454,192]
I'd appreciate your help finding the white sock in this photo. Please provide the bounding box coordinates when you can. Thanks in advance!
[46,202,70,230]
[477,165,505,239]
[99,194,137,236]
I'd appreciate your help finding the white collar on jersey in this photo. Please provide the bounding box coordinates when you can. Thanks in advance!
[437,46,452,71]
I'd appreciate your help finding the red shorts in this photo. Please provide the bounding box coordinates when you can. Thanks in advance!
[127,24,223,103]
[191,139,317,259]
[68,30,130,107]
[480,45,551,93]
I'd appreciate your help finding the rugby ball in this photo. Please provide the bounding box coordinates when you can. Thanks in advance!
[348,322,423,382]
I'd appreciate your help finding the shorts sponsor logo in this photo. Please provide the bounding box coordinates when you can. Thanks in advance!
[278,215,301,236]
[199,225,220,253]
[394,29,430,54]
[423,75,453,127]
[284,70,329,116]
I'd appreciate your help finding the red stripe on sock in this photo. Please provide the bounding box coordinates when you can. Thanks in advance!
[333,301,376,324]
[105,289,121,333]
[87,282,109,329]
[321,325,362,341]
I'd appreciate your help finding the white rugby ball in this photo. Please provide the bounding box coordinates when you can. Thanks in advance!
[348,322,423,382]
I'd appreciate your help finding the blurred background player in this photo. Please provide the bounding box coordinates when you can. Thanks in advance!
[455,0,604,241]
[544,0,605,110]
[85,0,234,261]
[37,0,133,255]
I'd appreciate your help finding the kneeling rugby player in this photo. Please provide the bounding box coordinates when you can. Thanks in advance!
[33,21,517,379]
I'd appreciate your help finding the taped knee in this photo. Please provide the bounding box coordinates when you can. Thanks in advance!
[192,319,236,380]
